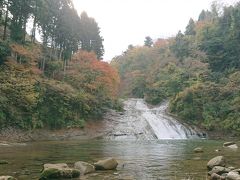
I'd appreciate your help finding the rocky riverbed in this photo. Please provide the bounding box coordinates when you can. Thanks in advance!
[0,99,205,143]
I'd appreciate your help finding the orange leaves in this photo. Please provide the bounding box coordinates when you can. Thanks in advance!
[68,50,120,99]
[10,44,29,57]
[10,43,42,75]
[154,38,169,48]
[72,50,97,63]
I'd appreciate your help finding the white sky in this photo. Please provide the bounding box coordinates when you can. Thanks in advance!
[72,0,238,61]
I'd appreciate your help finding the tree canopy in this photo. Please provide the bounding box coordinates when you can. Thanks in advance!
[112,2,240,135]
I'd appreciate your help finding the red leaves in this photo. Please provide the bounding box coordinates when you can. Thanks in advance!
[68,50,120,99]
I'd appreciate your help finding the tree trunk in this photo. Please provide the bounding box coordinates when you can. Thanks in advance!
[3,0,8,40]
[42,57,46,72]
[63,58,67,76]
[31,16,37,43]
[23,17,27,43]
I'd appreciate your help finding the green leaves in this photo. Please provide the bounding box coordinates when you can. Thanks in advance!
[0,41,10,64]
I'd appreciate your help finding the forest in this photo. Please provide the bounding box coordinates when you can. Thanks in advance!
[0,0,120,129]
[112,2,240,135]
[1,0,240,136]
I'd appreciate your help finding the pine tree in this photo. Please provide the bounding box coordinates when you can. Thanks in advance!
[144,36,153,47]
[80,12,104,59]
[185,18,196,35]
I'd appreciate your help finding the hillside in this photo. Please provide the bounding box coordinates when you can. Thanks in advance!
[111,2,240,135]
[0,0,120,130]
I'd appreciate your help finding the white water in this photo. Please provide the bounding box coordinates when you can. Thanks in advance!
[135,99,197,139]
[106,98,202,140]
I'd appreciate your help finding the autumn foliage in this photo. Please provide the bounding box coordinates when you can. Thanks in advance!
[67,50,120,100]
[0,47,120,129]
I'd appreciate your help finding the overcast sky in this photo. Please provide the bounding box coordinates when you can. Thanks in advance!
[72,0,238,61]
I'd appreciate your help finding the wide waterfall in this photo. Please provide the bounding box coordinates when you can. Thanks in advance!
[105,98,204,140]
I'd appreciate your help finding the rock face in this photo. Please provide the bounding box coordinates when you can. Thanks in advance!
[94,158,118,170]
[194,147,203,153]
[40,163,80,179]
[207,156,226,170]
[0,176,16,180]
[74,161,95,175]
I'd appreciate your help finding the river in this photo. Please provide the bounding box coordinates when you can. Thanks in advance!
[0,99,239,179]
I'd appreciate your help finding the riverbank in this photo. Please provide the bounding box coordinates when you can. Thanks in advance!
[0,109,124,143]
[0,99,238,143]
[0,122,104,143]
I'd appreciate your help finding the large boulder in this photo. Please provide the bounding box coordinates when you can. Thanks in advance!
[40,163,80,179]
[94,158,118,170]
[226,171,240,180]
[207,156,226,170]
[0,176,16,180]
[74,161,95,175]
[194,147,204,153]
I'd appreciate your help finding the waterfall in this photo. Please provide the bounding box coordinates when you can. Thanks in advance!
[135,99,199,139]
[105,98,205,140]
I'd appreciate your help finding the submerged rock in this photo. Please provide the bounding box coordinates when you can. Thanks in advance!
[94,158,118,170]
[0,176,16,180]
[74,161,95,175]
[194,147,204,153]
[0,160,9,165]
[223,142,236,147]
[40,163,80,179]
[207,156,226,170]
[223,142,238,149]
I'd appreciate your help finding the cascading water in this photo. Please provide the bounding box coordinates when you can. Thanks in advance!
[106,98,204,140]
[135,99,199,139]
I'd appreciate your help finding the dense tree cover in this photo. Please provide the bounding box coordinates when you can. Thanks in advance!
[0,48,119,129]
[0,0,104,60]
[0,1,120,129]
[112,2,240,134]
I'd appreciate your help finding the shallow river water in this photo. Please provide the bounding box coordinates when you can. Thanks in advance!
[1,99,239,179]
[1,139,240,179]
